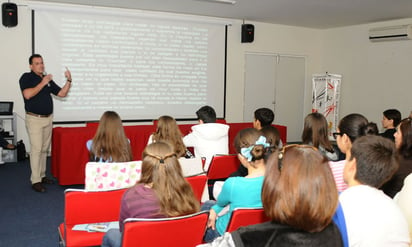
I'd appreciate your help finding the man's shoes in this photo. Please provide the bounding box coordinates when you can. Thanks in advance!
[32,182,46,193]
[41,177,55,184]
[4,144,16,150]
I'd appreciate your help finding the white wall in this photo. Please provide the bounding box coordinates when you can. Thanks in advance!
[0,1,324,150]
[1,1,32,147]
[225,21,323,123]
[5,1,410,150]
[322,18,412,130]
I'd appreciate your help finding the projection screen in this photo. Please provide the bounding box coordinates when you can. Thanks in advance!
[31,3,228,123]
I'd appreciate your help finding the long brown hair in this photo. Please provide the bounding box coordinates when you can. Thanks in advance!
[139,142,200,217]
[302,112,334,152]
[90,111,133,162]
[398,118,412,159]
[152,116,186,157]
[262,145,338,232]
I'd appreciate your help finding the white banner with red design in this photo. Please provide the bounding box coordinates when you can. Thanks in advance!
[312,73,342,138]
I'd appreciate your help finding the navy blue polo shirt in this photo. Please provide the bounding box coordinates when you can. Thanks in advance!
[19,71,62,115]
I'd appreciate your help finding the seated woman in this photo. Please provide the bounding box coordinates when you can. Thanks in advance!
[301,112,338,161]
[381,117,412,197]
[101,142,200,247]
[86,111,133,162]
[148,115,192,158]
[330,113,371,192]
[230,125,279,178]
[201,145,345,247]
[202,128,271,242]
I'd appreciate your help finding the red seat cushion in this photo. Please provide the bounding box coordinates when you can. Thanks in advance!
[59,223,106,247]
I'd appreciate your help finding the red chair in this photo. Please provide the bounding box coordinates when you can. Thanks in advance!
[206,154,240,199]
[185,174,207,202]
[121,211,209,247]
[226,207,270,232]
[216,119,227,124]
[58,188,126,247]
[206,154,240,180]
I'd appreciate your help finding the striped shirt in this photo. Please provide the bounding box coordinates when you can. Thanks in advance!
[329,160,348,192]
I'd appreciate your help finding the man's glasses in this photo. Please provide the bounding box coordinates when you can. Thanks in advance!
[332,132,344,139]
[278,144,317,171]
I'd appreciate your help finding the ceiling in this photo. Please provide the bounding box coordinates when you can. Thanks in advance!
[28,0,412,29]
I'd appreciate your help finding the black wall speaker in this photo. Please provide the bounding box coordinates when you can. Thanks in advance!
[2,2,18,28]
[241,24,254,43]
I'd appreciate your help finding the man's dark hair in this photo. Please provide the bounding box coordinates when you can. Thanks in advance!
[383,109,402,127]
[29,54,42,65]
[365,122,379,136]
[349,135,399,188]
[254,108,274,127]
[196,106,216,123]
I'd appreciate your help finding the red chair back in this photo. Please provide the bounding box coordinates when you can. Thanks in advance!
[85,122,99,127]
[121,211,209,247]
[59,188,126,247]
[185,174,207,202]
[226,208,270,232]
[206,154,239,180]
[216,119,227,124]
[64,188,126,225]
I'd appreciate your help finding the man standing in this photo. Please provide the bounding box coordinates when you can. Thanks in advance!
[339,135,410,246]
[19,54,72,192]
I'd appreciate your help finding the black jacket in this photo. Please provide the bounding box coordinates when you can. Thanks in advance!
[232,221,343,247]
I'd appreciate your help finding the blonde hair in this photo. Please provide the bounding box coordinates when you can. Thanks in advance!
[139,142,200,216]
[152,116,187,157]
[90,111,133,162]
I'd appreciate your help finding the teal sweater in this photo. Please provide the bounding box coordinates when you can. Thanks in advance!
[212,176,264,235]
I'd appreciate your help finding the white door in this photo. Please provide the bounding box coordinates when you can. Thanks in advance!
[244,53,305,143]
[274,56,305,142]
[243,54,276,122]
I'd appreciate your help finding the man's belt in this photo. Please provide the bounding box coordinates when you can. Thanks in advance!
[26,112,51,118]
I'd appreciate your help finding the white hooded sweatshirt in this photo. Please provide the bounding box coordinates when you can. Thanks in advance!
[183,123,229,171]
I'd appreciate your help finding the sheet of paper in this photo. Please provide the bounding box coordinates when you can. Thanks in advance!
[72,221,119,232]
